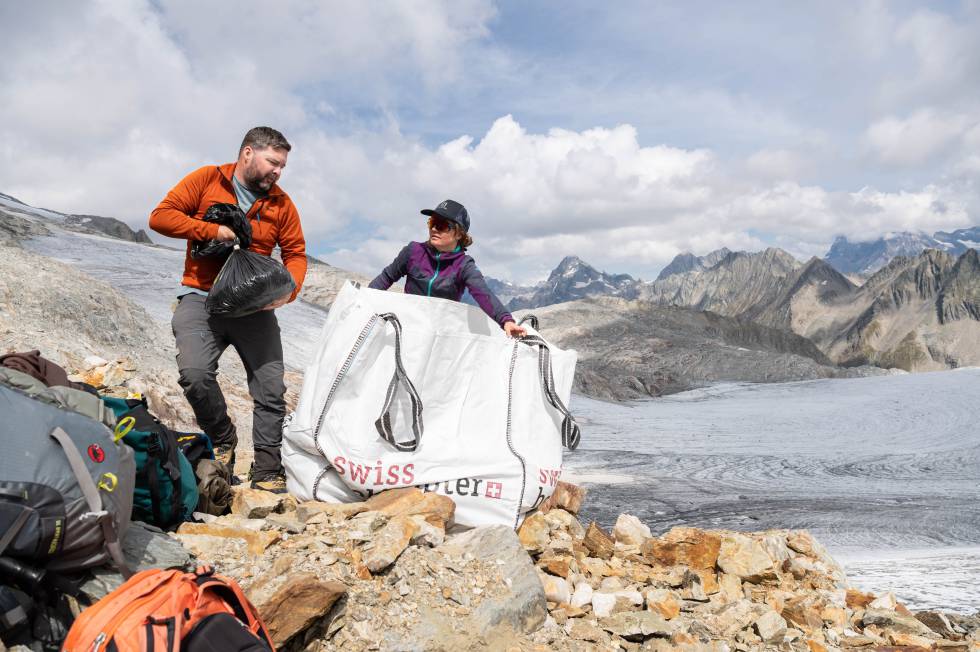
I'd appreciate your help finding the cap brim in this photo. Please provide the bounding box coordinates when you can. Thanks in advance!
[421,209,438,217]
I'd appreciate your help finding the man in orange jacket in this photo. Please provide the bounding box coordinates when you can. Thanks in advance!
[149,126,307,493]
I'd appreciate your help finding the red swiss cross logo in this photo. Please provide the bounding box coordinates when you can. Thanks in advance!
[485,481,502,499]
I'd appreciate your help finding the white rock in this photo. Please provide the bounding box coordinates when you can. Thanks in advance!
[538,572,571,605]
[599,576,624,591]
[615,589,643,606]
[591,592,618,618]
[570,582,593,608]
[83,355,109,370]
[868,592,897,610]
[612,513,651,545]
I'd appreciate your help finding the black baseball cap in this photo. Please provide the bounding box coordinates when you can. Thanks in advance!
[421,199,470,232]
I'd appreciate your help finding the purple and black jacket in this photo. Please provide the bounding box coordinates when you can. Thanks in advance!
[369,241,514,327]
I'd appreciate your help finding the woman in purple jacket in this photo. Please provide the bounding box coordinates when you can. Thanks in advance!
[369,199,527,337]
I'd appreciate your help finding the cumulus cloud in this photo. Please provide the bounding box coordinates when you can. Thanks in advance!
[864,109,973,166]
[322,116,973,282]
[0,0,492,222]
[1,1,978,284]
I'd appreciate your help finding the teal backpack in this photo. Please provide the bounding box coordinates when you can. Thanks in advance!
[101,397,200,529]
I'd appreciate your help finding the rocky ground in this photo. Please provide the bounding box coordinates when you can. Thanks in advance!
[49,482,979,652]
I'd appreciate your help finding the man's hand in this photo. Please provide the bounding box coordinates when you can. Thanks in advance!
[503,321,526,338]
[261,291,292,311]
[216,225,236,242]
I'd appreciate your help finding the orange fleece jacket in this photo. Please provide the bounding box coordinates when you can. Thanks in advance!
[149,163,307,301]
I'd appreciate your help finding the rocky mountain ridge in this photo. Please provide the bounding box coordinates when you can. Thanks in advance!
[631,246,980,374]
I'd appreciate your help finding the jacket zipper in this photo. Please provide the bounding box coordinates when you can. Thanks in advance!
[426,253,442,296]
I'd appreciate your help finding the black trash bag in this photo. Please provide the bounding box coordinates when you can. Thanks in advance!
[191,202,253,259]
[205,246,296,318]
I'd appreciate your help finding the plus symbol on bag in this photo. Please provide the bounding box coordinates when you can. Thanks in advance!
[485,481,502,499]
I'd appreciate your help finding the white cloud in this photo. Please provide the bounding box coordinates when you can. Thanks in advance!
[0,1,978,284]
[864,109,972,166]
[313,117,973,282]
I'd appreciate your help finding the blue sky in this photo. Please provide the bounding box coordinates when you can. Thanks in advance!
[1,1,979,283]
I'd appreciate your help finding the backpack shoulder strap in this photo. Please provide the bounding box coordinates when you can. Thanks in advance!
[49,427,132,578]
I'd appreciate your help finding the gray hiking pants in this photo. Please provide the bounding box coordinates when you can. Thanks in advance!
[171,294,285,476]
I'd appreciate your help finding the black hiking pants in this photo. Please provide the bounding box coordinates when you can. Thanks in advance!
[171,294,285,477]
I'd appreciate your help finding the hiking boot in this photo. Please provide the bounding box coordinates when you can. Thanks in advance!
[213,443,236,471]
[250,472,287,494]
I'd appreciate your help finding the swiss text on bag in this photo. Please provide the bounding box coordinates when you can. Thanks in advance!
[284,282,580,528]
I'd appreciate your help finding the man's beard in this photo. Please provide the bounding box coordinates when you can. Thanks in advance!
[243,162,275,191]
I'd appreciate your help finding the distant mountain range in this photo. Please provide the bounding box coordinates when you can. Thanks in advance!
[825,227,980,276]
[501,256,641,310]
[499,240,980,376]
[490,225,980,314]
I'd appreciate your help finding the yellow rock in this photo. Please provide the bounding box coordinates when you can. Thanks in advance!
[641,527,722,571]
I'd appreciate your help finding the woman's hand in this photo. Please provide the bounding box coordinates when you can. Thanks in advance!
[503,321,526,338]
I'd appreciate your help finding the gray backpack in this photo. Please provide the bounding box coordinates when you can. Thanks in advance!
[0,369,135,576]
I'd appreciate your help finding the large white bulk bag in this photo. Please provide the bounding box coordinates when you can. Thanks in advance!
[284,281,580,528]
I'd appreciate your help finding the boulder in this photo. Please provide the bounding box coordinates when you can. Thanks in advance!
[364,487,455,525]
[538,481,587,514]
[582,521,616,560]
[247,571,346,648]
[570,582,594,609]
[862,608,938,638]
[781,595,826,633]
[643,588,680,620]
[231,488,286,519]
[175,522,279,555]
[613,514,651,545]
[754,610,788,643]
[592,592,619,618]
[362,515,418,573]
[542,508,585,538]
[915,611,957,638]
[537,571,571,604]
[641,527,721,571]
[716,533,776,582]
[436,525,547,634]
[80,521,192,601]
[517,512,551,553]
[539,556,571,578]
[846,589,875,609]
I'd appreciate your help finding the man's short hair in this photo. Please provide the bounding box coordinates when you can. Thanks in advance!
[239,126,291,154]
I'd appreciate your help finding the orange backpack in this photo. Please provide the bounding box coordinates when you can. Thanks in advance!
[62,566,275,652]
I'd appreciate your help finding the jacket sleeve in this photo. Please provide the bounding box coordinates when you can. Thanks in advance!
[461,258,514,328]
[148,166,221,241]
[369,244,412,290]
[277,200,307,302]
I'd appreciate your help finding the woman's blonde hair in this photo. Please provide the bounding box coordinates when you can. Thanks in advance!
[458,229,474,248]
